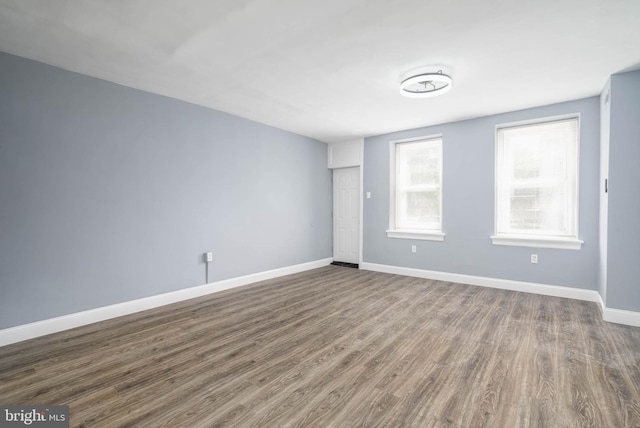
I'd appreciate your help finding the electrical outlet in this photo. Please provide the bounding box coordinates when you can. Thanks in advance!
[411,245,417,253]
[205,252,213,262]
[531,254,538,264]
[366,192,371,199]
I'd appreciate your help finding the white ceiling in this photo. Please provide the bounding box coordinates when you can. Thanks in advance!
[1,0,639,143]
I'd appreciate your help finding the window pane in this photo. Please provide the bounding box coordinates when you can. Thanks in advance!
[509,186,566,233]
[398,189,440,229]
[397,141,441,189]
[405,148,440,186]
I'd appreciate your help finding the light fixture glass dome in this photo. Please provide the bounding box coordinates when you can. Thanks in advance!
[400,71,452,98]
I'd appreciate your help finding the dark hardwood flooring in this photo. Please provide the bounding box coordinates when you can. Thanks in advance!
[1,266,639,427]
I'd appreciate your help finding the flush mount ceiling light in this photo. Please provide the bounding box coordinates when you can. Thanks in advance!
[400,70,452,98]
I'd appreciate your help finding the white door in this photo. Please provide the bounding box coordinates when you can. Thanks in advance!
[333,167,360,264]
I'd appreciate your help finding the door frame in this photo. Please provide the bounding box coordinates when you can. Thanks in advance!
[328,139,364,266]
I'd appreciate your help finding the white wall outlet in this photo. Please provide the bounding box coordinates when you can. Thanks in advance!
[366,192,371,199]
[205,252,213,262]
[411,245,417,253]
[531,254,538,264]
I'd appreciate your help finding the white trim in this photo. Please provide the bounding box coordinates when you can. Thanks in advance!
[328,138,363,265]
[493,114,581,248]
[333,166,360,264]
[0,258,333,347]
[359,141,364,265]
[360,262,640,327]
[495,113,582,131]
[360,262,599,302]
[389,134,444,234]
[490,235,583,250]
[603,307,640,327]
[389,134,444,145]
[588,292,640,327]
[595,288,606,314]
[386,230,445,241]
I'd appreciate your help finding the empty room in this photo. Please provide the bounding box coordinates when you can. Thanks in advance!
[1,1,639,427]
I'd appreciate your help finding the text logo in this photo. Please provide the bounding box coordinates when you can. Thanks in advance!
[0,406,69,427]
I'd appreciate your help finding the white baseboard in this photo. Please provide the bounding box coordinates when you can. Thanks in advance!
[0,258,333,347]
[360,262,600,301]
[595,292,606,316]
[360,262,640,327]
[602,307,640,327]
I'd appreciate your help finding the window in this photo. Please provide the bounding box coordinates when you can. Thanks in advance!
[387,136,444,241]
[492,116,582,249]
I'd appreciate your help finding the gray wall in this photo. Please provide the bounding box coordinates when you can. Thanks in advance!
[363,97,600,290]
[0,52,332,329]
[606,70,640,312]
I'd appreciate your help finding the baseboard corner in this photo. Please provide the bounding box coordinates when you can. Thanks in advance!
[360,262,640,326]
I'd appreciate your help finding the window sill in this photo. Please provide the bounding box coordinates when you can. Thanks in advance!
[386,230,445,241]
[490,234,583,250]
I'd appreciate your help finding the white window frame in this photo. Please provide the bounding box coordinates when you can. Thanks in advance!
[491,114,583,250]
[387,135,445,241]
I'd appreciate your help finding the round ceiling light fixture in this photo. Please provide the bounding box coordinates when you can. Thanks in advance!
[400,70,452,98]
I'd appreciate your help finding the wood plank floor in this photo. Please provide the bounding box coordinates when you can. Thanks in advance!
[1,266,639,427]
